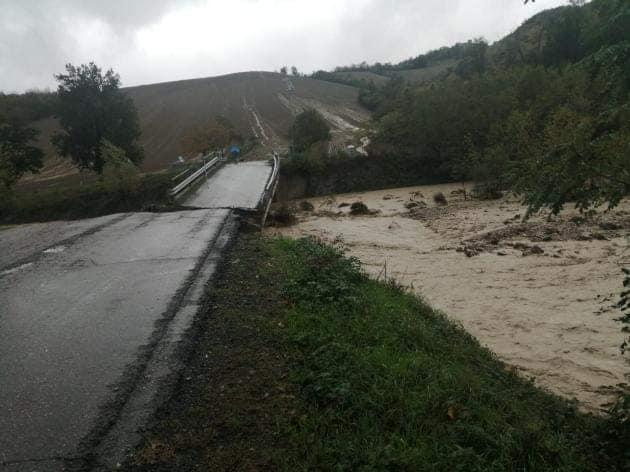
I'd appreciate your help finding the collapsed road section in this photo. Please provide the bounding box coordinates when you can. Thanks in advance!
[185,160,275,211]
[0,158,280,471]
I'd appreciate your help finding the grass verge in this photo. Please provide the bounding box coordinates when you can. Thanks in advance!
[1,173,176,224]
[126,233,626,471]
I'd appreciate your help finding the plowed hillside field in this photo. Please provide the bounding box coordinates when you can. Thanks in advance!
[27,71,369,184]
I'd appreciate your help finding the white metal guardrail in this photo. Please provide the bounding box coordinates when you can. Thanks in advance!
[170,155,219,197]
[261,152,281,227]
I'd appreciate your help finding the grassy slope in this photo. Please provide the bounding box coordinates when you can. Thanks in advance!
[392,59,458,83]
[126,233,623,471]
[331,71,392,85]
[330,59,457,86]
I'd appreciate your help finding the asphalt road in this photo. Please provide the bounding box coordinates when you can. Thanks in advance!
[1,160,276,471]
[0,210,235,470]
[185,160,273,210]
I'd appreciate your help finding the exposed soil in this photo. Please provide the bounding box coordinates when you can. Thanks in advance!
[124,232,296,471]
[24,72,369,185]
[268,183,630,413]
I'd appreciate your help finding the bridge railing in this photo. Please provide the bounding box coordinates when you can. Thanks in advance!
[261,152,281,227]
[170,153,220,197]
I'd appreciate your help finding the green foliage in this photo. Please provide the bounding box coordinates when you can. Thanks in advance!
[283,141,332,177]
[266,236,625,471]
[311,70,379,91]
[0,122,44,196]
[281,237,364,307]
[100,139,140,190]
[505,43,630,213]
[52,63,143,174]
[360,0,630,215]
[269,204,297,227]
[361,75,406,116]
[181,115,242,156]
[454,38,488,78]
[370,69,516,183]
[541,4,590,66]
[330,38,490,76]
[288,109,331,153]
[300,1,630,216]
[356,80,382,111]
[0,90,57,125]
[0,173,173,225]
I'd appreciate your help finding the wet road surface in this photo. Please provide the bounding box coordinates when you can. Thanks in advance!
[1,159,275,470]
[0,214,122,270]
[0,210,233,470]
[185,160,273,210]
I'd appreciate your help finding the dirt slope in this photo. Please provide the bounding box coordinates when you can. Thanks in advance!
[28,71,369,181]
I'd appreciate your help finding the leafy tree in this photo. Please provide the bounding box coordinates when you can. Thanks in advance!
[181,116,241,157]
[512,104,630,214]
[541,5,588,66]
[52,63,143,174]
[289,109,331,153]
[100,139,139,190]
[454,38,488,78]
[0,122,44,196]
[0,90,57,125]
[506,41,630,214]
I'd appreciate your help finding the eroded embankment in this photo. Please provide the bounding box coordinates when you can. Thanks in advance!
[268,183,630,413]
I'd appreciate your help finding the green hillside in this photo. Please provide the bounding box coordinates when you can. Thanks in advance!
[298,0,630,216]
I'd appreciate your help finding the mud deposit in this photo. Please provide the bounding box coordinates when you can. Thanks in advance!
[268,183,630,413]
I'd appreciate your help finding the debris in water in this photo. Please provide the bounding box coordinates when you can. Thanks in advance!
[299,201,314,212]
[350,202,370,215]
[433,192,448,206]
[405,201,427,210]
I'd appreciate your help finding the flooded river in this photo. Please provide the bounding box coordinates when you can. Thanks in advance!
[268,183,630,413]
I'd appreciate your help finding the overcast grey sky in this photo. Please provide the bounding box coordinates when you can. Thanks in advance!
[0,0,569,93]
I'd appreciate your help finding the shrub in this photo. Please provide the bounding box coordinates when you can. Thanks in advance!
[472,184,503,200]
[349,201,370,215]
[270,205,297,226]
[433,192,448,205]
[299,200,315,211]
[289,109,331,153]
[0,173,173,224]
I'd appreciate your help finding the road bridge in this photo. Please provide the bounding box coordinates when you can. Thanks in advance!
[0,159,278,471]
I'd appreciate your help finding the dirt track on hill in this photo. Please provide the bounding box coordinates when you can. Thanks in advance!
[269,184,630,413]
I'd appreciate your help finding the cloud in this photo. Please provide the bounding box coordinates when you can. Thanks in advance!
[0,0,189,91]
[0,0,570,93]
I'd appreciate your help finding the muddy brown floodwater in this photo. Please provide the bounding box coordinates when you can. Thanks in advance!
[267,183,630,413]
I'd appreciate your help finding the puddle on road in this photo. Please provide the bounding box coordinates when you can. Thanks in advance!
[43,245,67,254]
